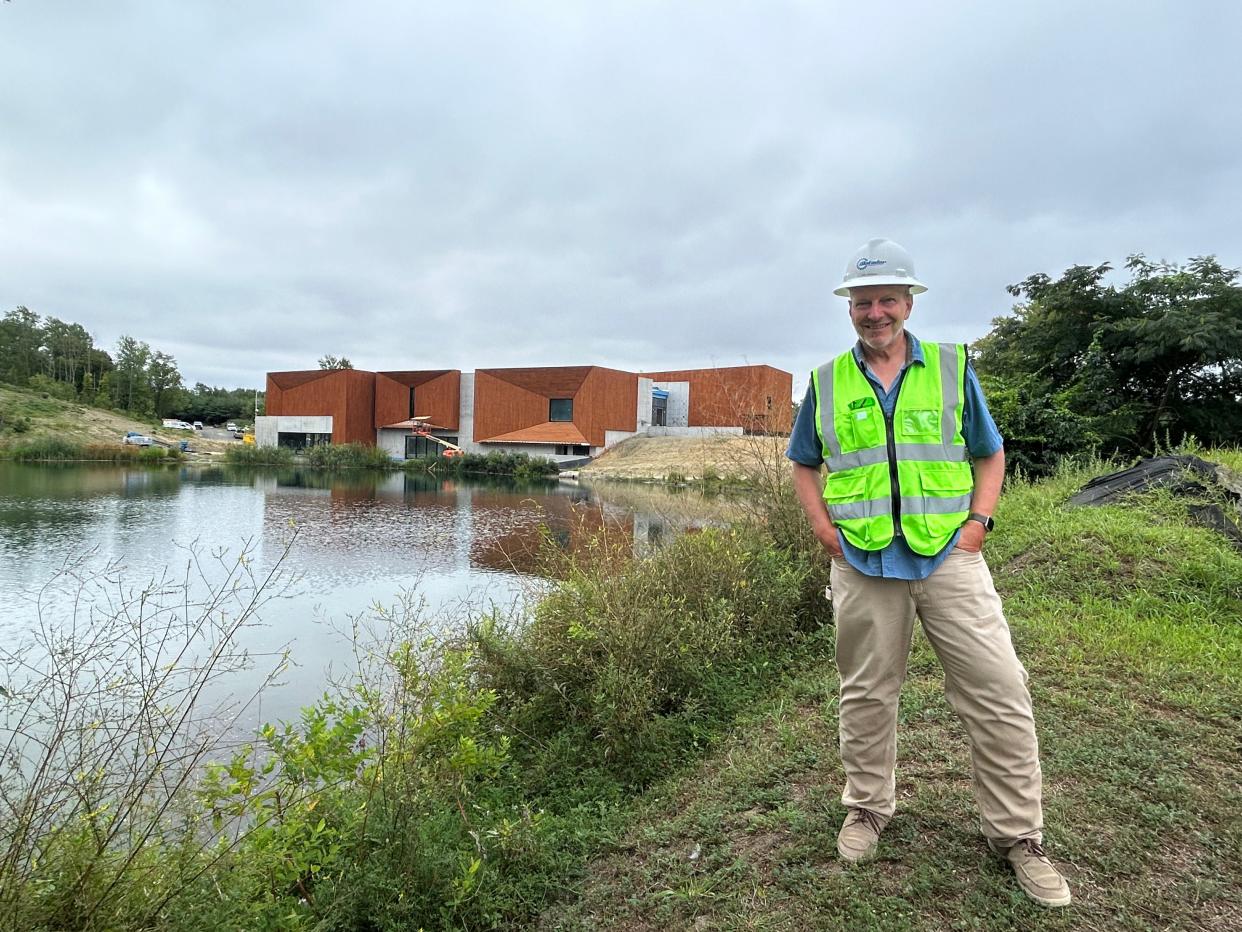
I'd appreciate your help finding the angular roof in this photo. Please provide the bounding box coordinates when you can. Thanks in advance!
[477,366,593,396]
[484,422,590,444]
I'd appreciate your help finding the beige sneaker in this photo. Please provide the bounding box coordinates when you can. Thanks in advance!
[989,838,1072,907]
[837,808,885,863]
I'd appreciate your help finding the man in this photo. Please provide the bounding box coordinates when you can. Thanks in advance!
[786,238,1071,907]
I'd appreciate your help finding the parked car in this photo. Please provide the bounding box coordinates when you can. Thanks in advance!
[122,432,154,446]
[162,419,193,430]
[232,430,245,439]
[193,421,204,430]
[226,422,238,432]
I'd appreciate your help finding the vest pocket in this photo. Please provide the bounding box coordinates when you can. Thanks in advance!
[841,406,884,450]
[918,465,973,497]
[823,470,868,504]
[899,407,940,440]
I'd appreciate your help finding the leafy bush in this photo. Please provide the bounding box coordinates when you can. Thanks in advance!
[471,525,823,781]
[434,451,560,480]
[305,442,399,471]
[2,439,182,462]
[223,444,296,467]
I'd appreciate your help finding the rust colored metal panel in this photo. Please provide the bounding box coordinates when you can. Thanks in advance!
[340,370,377,445]
[483,366,593,397]
[472,370,549,442]
[642,365,792,434]
[264,369,376,445]
[375,370,460,430]
[574,367,638,446]
[474,366,638,446]
[487,422,590,444]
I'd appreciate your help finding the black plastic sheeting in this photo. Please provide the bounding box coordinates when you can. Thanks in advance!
[1069,455,1242,550]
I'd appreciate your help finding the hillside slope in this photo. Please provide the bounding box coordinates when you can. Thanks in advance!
[579,434,791,482]
[0,384,232,452]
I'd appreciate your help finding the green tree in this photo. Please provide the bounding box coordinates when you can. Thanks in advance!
[42,317,94,392]
[0,306,47,385]
[317,354,353,370]
[147,350,183,418]
[112,335,152,413]
[975,254,1242,472]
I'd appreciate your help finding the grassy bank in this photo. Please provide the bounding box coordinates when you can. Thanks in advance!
[0,383,230,454]
[545,458,1242,931]
[1,437,184,463]
[1,455,1239,930]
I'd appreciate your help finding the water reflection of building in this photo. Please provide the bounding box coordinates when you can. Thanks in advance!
[251,473,679,583]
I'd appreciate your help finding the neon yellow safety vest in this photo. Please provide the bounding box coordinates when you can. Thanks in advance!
[812,341,973,555]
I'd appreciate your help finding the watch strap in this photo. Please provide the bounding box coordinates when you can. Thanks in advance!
[967,512,994,532]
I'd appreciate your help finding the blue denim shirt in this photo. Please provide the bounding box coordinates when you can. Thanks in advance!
[785,334,1003,580]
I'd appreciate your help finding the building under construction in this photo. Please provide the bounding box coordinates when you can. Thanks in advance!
[259,363,791,462]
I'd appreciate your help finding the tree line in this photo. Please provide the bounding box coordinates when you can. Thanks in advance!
[973,254,1242,474]
[0,307,263,424]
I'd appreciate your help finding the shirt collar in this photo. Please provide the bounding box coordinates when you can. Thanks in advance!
[851,332,924,368]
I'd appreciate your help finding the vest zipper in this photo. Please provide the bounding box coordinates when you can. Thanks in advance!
[855,354,908,537]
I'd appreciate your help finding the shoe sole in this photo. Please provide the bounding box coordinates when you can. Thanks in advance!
[986,839,1072,907]
[837,843,878,863]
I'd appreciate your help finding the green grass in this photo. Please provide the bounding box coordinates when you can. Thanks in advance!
[221,443,297,466]
[1,437,183,463]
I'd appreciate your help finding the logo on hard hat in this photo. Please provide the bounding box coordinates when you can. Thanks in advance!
[857,258,887,270]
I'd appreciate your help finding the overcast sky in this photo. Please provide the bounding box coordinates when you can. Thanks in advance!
[3,1,1239,395]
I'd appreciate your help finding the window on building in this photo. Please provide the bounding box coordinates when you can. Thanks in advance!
[573,444,589,456]
[405,434,460,459]
[409,387,416,420]
[549,398,573,422]
[277,432,331,451]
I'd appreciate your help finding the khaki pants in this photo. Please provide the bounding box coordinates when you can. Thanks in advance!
[830,548,1043,845]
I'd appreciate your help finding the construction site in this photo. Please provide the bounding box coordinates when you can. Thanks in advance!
[258,363,792,464]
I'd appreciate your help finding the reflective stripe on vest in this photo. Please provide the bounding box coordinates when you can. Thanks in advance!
[811,341,973,556]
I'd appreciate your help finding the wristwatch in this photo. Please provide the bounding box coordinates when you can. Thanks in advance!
[966,512,995,532]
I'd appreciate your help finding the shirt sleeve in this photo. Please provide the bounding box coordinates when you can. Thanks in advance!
[962,362,1003,458]
[785,378,824,466]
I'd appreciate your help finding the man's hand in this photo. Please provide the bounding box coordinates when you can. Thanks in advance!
[955,519,987,553]
[816,523,845,559]
[792,462,846,559]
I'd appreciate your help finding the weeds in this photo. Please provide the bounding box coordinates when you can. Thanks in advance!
[432,450,560,480]
[0,538,300,929]
[305,442,399,470]
[1,438,182,463]
[222,444,296,467]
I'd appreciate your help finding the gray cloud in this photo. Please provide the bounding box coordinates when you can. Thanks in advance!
[2,1,1239,392]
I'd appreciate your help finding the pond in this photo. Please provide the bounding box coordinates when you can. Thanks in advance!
[0,462,722,728]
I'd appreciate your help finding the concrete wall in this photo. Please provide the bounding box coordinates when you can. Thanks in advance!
[457,372,483,454]
[636,377,653,431]
[604,429,640,448]
[255,415,333,447]
[376,428,406,459]
[650,381,690,427]
[643,425,743,438]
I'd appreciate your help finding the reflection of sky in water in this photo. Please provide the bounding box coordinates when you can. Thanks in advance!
[0,463,691,726]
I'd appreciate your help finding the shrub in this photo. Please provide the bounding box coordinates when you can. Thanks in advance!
[431,451,560,480]
[470,525,824,780]
[223,444,296,467]
[305,442,399,471]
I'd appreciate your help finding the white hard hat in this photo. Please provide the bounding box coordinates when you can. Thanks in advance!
[834,237,927,296]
